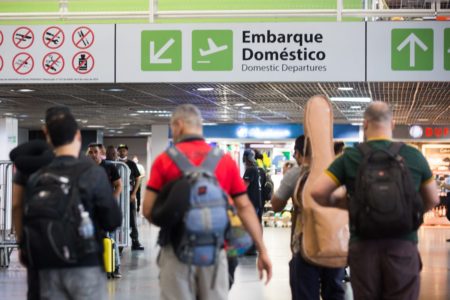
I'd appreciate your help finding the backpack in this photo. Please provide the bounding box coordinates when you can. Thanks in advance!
[22,161,97,269]
[351,142,424,239]
[166,147,229,268]
[262,170,274,201]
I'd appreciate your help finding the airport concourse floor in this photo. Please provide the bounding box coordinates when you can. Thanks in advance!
[2,220,450,300]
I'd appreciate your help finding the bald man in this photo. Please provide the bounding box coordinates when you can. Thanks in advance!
[311,101,439,300]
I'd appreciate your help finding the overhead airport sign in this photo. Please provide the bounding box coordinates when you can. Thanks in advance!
[0,25,114,83]
[117,23,365,82]
[367,22,449,81]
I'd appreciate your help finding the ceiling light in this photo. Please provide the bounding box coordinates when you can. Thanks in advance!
[242,106,252,110]
[19,114,28,118]
[350,106,361,109]
[129,113,139,116]
[418,118,429,122]
[203,122,218,126]
[137,110,170,114]
[330,97,371,103]
[108,129,116,132]
[138,132,152,135]
[349,118,364,122]
[351,123,363,126]
[86,125,104,128]
[17,89,34,93]
[4,112,13,116]
[234,103,245,107]
[116,131,123,134]
[196,87,214,91]
[121,123,130,126]
[100,88,125,92]
[338,87,354,91]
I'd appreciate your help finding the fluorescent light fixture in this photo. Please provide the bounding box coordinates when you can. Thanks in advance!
[338,87,354,91]
[234,103,245,107]
[138,132,152,135]
[4,112,13,116]
[108,129,116,132]
[203,122,218,126]
[116,131,123,134]
[129,113,139,116]
[86,125,104,128]
[137,110,170,114]
[81,120,88,124]
[19,114,28,118]
[121,123,130,126]
[350,106,361,109]
[351,123,363,126]
[242,106,252,110]
[100,88,125,92]
[17,89,34,93]
[197,87,214,91]
[330,97,371,103]
[417,118,429,122]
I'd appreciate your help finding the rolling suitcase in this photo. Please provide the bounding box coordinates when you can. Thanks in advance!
[103,237,115,279]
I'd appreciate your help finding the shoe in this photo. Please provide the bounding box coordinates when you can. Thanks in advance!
[131,242,144,251]
[113,267,122,279]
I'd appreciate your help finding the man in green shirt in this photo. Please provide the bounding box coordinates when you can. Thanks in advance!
[311,101,439,300]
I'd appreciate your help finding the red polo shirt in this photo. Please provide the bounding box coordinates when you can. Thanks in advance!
[147,138,247,198]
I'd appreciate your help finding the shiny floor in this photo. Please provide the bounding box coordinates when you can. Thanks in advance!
[1,219,450,300]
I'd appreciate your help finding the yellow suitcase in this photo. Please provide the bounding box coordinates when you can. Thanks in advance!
[103,237,115,278]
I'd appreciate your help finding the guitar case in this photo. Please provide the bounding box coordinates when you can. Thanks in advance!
[300,95,349,268]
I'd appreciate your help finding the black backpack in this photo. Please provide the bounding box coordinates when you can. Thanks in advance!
[350,142,424,239]
[22,161,97,269]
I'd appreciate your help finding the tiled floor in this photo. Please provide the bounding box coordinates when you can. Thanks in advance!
[1,220,450,299]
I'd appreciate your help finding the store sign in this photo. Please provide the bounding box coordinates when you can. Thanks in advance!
[202,124,359,140]
[116,23,365,82]
[394,125,450,140]
[0,25,114,83]
[367,22,449,81]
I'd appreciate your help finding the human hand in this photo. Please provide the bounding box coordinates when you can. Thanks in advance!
[130,193,136,203]
[257,250,272,285]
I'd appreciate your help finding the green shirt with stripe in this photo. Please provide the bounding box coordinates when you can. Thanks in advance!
[326,139,434,243]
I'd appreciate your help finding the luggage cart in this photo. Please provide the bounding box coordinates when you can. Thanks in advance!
[0,161,17,268]
[110,161,130,249]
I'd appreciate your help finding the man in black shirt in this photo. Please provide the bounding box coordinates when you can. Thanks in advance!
[118,144,144,250]
[243,149,263,222]
[12,106,122,300]
[88,143,123,277]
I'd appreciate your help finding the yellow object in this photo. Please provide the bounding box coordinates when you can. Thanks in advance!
[262,153,271,168]
[103,237,115,273]
[228,208,243,227]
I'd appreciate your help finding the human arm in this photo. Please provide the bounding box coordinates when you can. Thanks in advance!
[112,178,122,200]
[12,183,24,244]
[143,189,157,223]
[271,167,301,212]
[421,179,439,211]
[233,193,272,284]
[310,173,347,208]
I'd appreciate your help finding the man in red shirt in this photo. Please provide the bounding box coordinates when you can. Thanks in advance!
[143,104,272,300]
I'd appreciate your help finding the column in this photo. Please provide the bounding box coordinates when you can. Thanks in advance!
[0,117,18,160]
[148,125,169,169]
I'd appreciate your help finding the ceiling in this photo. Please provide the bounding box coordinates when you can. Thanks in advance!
[1,81,449,137]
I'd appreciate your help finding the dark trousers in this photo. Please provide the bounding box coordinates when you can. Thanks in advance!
[289,252,345,300]
[349,239,421,300]
[27,268,40,300]
[130,200,139,241]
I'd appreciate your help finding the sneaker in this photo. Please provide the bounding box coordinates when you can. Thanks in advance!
[113,268,122,279]
[132,242,145,251]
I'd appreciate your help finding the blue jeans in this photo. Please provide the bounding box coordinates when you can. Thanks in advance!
[289,252,345,300]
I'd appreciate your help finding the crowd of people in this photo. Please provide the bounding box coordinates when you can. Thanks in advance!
[9,100,439,300]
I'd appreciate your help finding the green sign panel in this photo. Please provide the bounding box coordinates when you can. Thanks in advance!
[141,30,181,71]
[391,29,433,71]
[192,30,233,71]
[444,28,450,71]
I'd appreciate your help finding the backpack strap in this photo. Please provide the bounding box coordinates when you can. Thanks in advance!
[387,142,404,157]
[200,147,223,173]
[356,142,373,158]
[166,147,195,174]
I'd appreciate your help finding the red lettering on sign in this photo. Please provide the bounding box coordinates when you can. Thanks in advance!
[435,128,443,137]
[425,127,433,137]
[445,128,449,136]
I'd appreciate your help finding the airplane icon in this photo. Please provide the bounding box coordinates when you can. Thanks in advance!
[199,38,228,56]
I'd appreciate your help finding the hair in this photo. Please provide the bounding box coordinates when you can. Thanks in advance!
[170,104,202,128]
[294,135,311,157]
[106,145,117,161]
[334,141,345,155]
[45,106,78,147]
[364,101,393,124]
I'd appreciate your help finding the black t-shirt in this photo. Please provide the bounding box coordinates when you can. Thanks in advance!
[99,160,121,186]
[243,165,262,209]
[124,159,141,190]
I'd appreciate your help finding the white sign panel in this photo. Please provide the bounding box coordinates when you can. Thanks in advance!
[367,22,449,81]
[116,23,365,83]
[0,25,114,83]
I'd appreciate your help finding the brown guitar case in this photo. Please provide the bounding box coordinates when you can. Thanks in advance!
[300,95,349,268]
